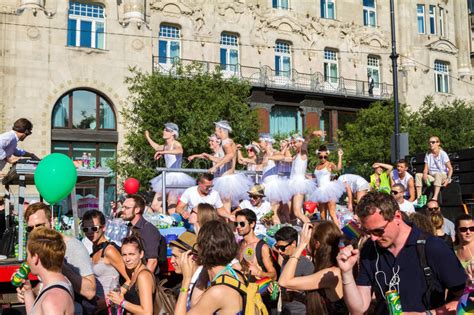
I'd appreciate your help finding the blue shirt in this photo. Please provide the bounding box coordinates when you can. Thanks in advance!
[0,130,26,171]
[356,225,467,314]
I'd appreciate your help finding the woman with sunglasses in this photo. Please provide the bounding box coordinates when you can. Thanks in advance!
[309,145,344,227]
[107,236,155,315]
[82,210,130,314]
[454,214,474,269]
[279,222,348,314]
[146,123,195,214]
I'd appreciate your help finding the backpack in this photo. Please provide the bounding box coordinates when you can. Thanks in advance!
[153,279,177,315]
[211,272,269,315]
[416,232,434,310]
[255,239,281,277]
[157,234,168,272]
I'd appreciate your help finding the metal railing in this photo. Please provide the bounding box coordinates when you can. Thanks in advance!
[152,56,393,99]
[156,167,262,213]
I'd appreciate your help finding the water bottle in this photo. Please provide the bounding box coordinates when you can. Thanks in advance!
[109,281,121,315]
[87,153,92,169]
[82,152,88,168]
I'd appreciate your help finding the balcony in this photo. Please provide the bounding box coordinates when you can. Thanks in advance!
[152,56,392,100]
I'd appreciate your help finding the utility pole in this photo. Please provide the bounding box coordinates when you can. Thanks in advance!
[389,0,400,161]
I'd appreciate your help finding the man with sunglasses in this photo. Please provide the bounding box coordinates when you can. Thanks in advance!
[337,191,466,315]
[425,199,455,241]
[274,226,314,315]
[236,184,271,234]
[24,202,96,312]
[0,118,39,174]
[391,183,415,214]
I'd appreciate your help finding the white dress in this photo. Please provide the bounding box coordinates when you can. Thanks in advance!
[287,154,316,195]
[310,167,345,203]
[213,139,253,206]
[150,148,195,198]
[262,160,291,203]
[338,174,370,193]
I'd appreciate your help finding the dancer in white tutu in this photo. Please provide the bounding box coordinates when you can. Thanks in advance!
[337,174,370,212]
[209,120,252,213]
[283,132,322,223]
[236,143,262,184]
[258,133,291,223]
[309,145,345,226]
[188,134,224,177]
[146,123,195,214]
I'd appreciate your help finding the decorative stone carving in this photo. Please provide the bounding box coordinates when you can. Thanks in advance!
[426,39,458,55]
[123,0,145,24]
[150,0,194,16]
[26,27,40,40]
[20,0,44,9]
[131,39,145,51]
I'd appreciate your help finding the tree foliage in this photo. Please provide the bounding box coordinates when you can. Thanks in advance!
[114,64,259,189]
[338,97,473,177]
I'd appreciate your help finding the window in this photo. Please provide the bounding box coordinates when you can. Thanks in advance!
[270,106,302,135]
[158,24,180,64]
[363,0,376,27]
[275,41,291,78]
[321,0,336,19]
[52,89,118,214]
[367,56,380,87]
[320,110,331,142]
[429,5,436,34]
[220,33,239,73]
[417,4,425,34]
[434,61,449,93]
[324,49,338,83]
[272,0,289,9]
[67,2,105,49]
[439,8,445,37]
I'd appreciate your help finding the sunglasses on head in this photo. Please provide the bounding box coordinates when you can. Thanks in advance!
[318,155,328,160]
[234,221,247,228]
[275,241,294,252]
[82,225,102,233]
[362,221,390,237]
[459,226,474,233]
[26,223,46,233]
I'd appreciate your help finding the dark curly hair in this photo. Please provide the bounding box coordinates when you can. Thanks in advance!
[196,220,238,268]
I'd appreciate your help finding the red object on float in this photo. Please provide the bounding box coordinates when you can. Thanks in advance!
[303,201,318,214]
[124,178,140,194]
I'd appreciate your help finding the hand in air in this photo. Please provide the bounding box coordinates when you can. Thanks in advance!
[336,245,360,273]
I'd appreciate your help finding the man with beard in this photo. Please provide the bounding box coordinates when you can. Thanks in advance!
[337,191,466,315]
[121,194,162,274]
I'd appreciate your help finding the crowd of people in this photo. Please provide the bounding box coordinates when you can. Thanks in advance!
[0,118,468,315]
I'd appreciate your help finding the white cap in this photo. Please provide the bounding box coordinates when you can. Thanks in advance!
[214,120,232,132]
[164,123,179,138]
[258,133,275,144]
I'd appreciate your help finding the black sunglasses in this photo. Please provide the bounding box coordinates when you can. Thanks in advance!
[82,225,102,233]
[427,206,439,212]
[275,241,294,252]
[429,141,439,144]
[234,221,247,228]
[26,223,46,233]
[390,190,401,195]
[459,226,474,233]
[249,194,262,199]
[318,155,328,160]
[362,221,390,237]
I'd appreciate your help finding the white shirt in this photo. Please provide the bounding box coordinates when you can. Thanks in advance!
[338,174,370,192]
[425,150,450,175]
[0,130,26,171]
[392,170,413,198]
[180,186,223,212]
[398,200,415,214]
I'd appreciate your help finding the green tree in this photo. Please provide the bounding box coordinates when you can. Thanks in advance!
[115,63,260,189]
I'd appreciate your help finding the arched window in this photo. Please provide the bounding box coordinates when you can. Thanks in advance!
[51,89,118,212]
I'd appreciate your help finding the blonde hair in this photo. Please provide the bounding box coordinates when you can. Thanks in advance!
[430,213,444,230]
[27,227,66,272]
[197,203,219,227]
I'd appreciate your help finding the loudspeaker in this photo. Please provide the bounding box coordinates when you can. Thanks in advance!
[441,205,466,223]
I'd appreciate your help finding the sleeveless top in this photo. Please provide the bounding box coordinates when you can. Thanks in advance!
[278,161,292,177]
[392,170,413,198]
[319,289,348,315]
[164,144,182,168]
[314,167,331,187]
[92,245,120,298]
[262,160,279,181]
[219,139,234,174]
[124,268,155,308]
[30,280,74,315]
[290,154,307,178]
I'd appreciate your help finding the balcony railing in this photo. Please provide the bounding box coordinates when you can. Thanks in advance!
[152,56,392,99]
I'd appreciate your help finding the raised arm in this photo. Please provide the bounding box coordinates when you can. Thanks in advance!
[144,130,164,151]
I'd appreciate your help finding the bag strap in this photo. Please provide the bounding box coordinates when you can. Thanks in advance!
[33,284,73,307]
[416,232,433,310]
[255,239,267,272]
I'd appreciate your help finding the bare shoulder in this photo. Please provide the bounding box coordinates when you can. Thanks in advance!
[41,288,74,313]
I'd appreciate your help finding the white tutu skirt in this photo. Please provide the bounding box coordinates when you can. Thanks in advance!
[263,175,291,203]
[309,180,345,203]
[288,176,317,195]
[150,172,196,199]
[213,173,253,205]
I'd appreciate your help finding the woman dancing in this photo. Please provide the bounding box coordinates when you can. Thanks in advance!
[146,123,195,214]
[309,145,345,227]
[188,134,224,177]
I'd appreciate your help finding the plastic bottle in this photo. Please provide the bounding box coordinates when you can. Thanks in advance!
[87,153,93,169]
[109,281,121,315]
[82,152,88,168]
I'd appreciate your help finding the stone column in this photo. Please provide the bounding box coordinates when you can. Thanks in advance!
[123,0,145,24]
[250,103,273,133]
[454,0,471,77]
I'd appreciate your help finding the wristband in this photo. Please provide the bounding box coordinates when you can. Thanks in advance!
[180,287,189,293]
[121,283,129,290]
[289,255,299,260]
[342,278,355,285]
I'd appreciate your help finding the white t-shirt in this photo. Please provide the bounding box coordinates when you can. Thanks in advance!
[180,186,223,212]
[398,200,415,214]
[392,170,413,198]
[338,174,370,192]
[425,150,450,175]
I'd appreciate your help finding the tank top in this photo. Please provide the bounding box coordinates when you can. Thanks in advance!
[164,144,182,168]
[93,255,120,297]
[219,139,234,174]
[290,154,307,178]
[392,170,413,198]
[30,280,74,315]
[314,167,332,186]
[124,268,155,307]
[262,160,279,180]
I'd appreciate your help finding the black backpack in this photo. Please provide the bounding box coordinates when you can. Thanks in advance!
[416,232,434,310]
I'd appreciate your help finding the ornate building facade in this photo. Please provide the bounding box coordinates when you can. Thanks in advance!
[0,0,472,197]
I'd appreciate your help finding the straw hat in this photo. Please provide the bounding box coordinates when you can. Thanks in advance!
[169,232,197,252]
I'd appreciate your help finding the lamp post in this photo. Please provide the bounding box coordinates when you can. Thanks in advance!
[389,0,400,161]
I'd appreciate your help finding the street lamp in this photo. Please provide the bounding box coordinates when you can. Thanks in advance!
[389,0,400,161]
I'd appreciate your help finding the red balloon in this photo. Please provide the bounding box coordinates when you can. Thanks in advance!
[303,201,318,214]
[124,178,140,194]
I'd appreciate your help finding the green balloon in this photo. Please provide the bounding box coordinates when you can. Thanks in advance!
[34,153,77,204]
